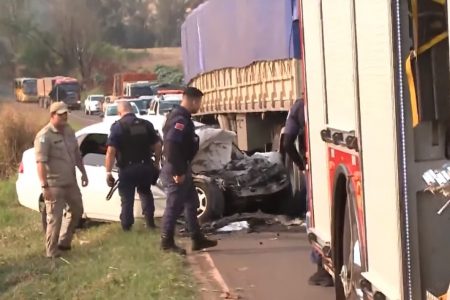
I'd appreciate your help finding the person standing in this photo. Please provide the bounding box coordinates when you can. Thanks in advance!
[105,101,162,231]
[283,99,333,287]
[34,102,88,258]
[160,87,217,255]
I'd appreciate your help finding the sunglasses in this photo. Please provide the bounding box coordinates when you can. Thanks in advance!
[57,112,68,116]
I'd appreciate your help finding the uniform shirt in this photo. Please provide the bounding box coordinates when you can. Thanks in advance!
[107,113,160,166]
[284,99,305,136]
[34,123,80,187]
[283,99,306,170]
[163,106,199,176]
[107,113,159,149]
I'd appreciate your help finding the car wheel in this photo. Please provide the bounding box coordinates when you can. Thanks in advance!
[193,178,225,224]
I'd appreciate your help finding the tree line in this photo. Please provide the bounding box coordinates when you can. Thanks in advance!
[0,0,204,86]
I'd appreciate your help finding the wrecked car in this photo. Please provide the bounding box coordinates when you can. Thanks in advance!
[16,122,293,226]
[191,127,292,223]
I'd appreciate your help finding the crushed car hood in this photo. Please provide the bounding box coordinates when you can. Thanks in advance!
[192,128,289,197]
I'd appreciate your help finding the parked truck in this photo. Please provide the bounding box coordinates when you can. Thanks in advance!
[183,0,450,299]
[37,76,81,110]
[109,72,157,102]
[182,0,301,153]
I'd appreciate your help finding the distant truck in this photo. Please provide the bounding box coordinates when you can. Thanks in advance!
[37,76,81,110]
[110,72,157,101]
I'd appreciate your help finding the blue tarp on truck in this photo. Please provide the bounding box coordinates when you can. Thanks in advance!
[181,0,300,83]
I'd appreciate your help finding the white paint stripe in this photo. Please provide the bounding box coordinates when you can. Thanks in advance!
[201,252,231,293]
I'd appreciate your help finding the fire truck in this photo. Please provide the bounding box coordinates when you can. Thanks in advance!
[300,0,450,299]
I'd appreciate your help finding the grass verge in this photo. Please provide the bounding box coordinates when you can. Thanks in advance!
[0,179,197,300]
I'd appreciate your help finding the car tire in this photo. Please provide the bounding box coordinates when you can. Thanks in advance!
[193,178,225,224]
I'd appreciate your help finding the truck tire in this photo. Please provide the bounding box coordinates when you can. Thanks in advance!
[283,155,307,217]
[193,178,225,224]
[334,182,365,300]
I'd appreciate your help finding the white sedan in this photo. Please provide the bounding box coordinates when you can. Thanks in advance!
[15,122,236,225]
[16,122,291,227]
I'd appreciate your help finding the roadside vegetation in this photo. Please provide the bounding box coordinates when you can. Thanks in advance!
[0,105,197,299]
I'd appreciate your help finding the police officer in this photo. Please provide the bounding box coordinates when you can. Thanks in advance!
[34,102,88,258]
[105,101,162,231]
[283,99,333,286]
[160,87,217,255]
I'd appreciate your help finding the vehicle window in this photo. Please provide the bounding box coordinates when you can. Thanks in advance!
[106,106,118,116]
[91,96,104,102]
[159,100,181,114]
[130,86,154,97]
[79,133,108,158]
[83,153,106,167]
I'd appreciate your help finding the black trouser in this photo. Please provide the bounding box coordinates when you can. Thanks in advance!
[118,163,157,229]
[160,165,201,237]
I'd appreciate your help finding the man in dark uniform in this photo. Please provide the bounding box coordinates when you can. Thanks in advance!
[105,101,162,231]
[160,87,217,255]
[283,99,333,287]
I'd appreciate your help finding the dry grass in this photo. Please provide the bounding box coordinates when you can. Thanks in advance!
[0,103,48,179]
[124,47,182,72]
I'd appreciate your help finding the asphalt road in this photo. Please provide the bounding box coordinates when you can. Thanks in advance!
[69,109,102,127]
[197,231,335,300]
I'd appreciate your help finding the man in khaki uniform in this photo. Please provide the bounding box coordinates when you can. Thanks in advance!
[34,102,88,258]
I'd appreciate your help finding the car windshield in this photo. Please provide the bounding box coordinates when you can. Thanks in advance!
[60,83,80,93]
[130,86,154,97]
[106,104,139,116]
[106,106,118,116]
[23,80,37,95]
[159,100,181,114]
[130,99,150,110]
[90,96,104,102]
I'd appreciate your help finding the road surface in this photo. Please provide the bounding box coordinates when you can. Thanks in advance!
[191,230,335,300]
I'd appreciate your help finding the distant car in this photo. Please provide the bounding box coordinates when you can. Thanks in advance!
[84,94,105,115]
[101,102,140,125]
[124,98,152,115]
[146,93,183,135]
[16,123,292,227]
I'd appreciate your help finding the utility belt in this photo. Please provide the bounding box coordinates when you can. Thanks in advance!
[117,159,152,169]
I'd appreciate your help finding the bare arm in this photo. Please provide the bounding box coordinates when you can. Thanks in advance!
[37,162,48,187]
[105,146,117,173]
[152,140,162,167]
[75,149,87,175]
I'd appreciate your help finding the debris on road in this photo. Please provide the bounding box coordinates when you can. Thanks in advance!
[200,211,305,234]
[217,221,249,233]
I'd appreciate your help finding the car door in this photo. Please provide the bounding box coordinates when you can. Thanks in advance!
[78,133,167,221]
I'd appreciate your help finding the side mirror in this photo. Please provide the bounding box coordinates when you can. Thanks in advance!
[140,110,146,115]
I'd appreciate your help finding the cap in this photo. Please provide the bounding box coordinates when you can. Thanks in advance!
[49,102,68,114]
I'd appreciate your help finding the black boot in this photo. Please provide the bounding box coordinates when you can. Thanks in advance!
[161,235,186,255]
[191,233,218,251]
[146,218,157,229]
[308,263,334,287]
